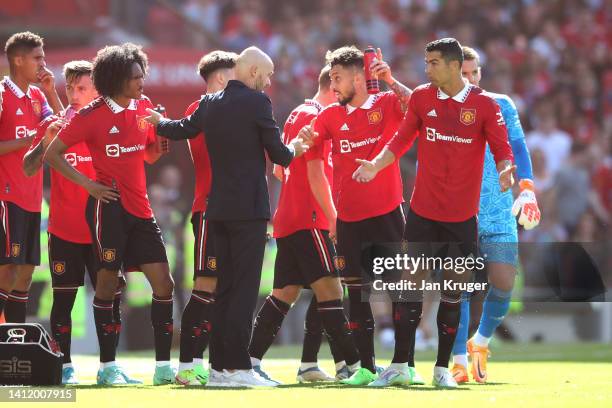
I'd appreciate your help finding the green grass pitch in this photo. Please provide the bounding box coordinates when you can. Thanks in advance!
[6,343,612,407]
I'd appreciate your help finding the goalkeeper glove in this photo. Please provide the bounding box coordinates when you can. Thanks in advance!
[511,179,541,230]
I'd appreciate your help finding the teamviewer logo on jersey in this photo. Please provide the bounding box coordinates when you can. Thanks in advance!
[15,126,27,139]
[426,127,436,142]
[340,139,351,153]
[106,144,120,157]
[64,153,77,167]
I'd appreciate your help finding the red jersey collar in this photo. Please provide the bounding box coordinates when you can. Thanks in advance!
[2,76,32,99]
[437,83,472,103]
[104,96,137,114]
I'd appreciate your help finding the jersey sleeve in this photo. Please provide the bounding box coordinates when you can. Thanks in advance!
[483,97,514,164]
[57,113,89,148]
[386,91,421,158]
[313,109,332,150]
[35,89,53,119]
[496,95,533,181]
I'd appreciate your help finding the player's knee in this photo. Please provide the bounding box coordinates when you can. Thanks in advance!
[271,286,300,304]
[157,274,175,297]
[193,277,217,293]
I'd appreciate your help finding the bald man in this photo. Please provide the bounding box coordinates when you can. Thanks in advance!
[147,46,312,387]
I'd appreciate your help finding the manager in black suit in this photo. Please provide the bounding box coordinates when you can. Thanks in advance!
[146,47,312,387]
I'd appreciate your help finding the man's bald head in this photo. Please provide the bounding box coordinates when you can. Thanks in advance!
[235,46,274,91]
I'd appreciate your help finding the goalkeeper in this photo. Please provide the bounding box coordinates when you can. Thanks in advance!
[451,46,541,384]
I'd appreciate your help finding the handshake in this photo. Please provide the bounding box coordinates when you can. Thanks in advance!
[289,118,318,157]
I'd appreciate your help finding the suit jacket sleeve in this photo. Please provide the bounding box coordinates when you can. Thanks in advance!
[156,96,206,140]
[256,94,294,167]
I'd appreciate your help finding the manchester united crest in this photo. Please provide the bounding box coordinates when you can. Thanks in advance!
[102,248,116,262]
[136,115,149,132]
[53,261,66,275]
[207,256,217,271]
[11,243,20,257]
[31,100,41,117]
[367,108,383,125]
[334,256,346,271]
[460,108,476,125]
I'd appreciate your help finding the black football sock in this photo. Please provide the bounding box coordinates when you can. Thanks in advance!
[301,295,323,363]
[179,290,214,363]
[391,301,422,365]
[436,295,462,368]
[113,290,122,349]
[248,295,290,360]
[151,294,174,362]
[193,291,214,360]
[50,288,78,364]
[5,290,28,322]
[346,281,376,372]
[93,297,117,363]
[317,299,359,367]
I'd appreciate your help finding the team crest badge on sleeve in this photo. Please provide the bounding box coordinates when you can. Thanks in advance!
[207,256,217,271]
[367,108,383,125]
[460,108,476,125]
[334,256,346,271]
[53,261,66,275]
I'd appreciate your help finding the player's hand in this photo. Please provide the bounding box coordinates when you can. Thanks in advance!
[273,164,284,181]
[329,219,337,245]
[44,118,67,145]
[145,108,164,126]
[289,136,310,157]
[498,163,516,192]
[370,48,394,85]
[352,159,378,183]
[512,179,541,230]
[37,67,57,94]
[297,118,318,147]
[84,180,120,203]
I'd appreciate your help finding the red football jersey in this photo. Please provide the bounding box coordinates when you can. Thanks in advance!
[0,76,52,212]
[29,108,95,243]
[57,96,157,219]
[387,83,514,222]
[273,100,333,238]
[185,100,211,214]
[313,91,404,222]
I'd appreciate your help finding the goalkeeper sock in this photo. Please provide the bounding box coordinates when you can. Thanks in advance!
[452,293,470,357]
[475,286,512,345]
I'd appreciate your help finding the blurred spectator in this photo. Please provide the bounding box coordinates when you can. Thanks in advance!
[527,114,571,178]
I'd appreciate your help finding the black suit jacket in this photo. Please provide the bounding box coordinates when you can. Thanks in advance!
[156,80,294,221]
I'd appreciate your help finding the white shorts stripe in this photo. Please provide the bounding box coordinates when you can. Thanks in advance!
[313,229,331,272]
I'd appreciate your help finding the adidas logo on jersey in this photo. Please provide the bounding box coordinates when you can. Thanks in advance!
[16,108,24,115]
[109,126,119,134]
[427,109,437,117]
[340,123,349,131]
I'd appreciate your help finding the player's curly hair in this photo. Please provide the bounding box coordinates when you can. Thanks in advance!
[425,38,464,66]
[197,50,238,81]
[92,43,148,97]
[325,46,364,70]
[4,31,44,60]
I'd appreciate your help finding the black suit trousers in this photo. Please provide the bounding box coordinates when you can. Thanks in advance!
[208,219,267,370]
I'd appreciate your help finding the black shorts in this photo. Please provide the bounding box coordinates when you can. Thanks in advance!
[336,205,405,280]
[0,201,41,265]
[403,208,478,259]
[86,198,167,271]
[48,233,99,288]
[273,229,338,289]
[191,212,217,278]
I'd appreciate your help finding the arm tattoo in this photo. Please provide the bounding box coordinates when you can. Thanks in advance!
[389,80,412,113]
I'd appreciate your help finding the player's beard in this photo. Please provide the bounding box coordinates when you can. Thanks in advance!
[337,86,356,106]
